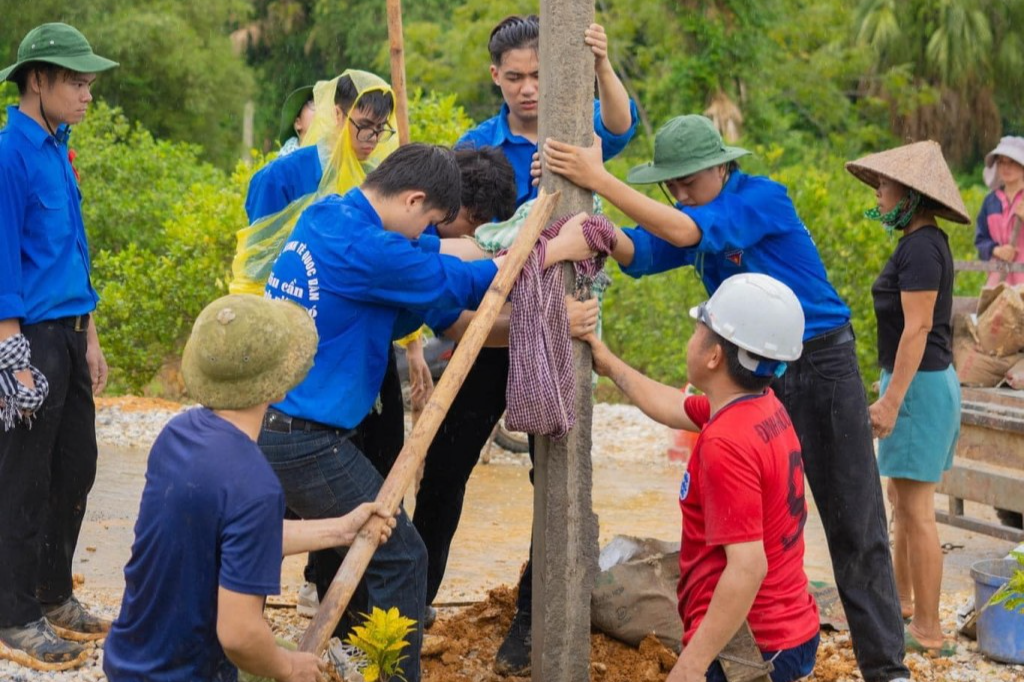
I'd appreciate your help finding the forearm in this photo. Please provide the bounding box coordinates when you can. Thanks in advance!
[282,518,354,556]
[0,318,22,342]
[87,314,100,349]
[603,353,695,430]
[674,561,764,675]
[595,62,632,135]
[882,327,929,409]
[592,173,701,247]
[609,226,635,266]
[441,238,489,261]
[220,611,292,679]
[441,308,511,347]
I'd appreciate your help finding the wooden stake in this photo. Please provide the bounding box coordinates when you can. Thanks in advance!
[298,189,561,656]
[386,0,410,146]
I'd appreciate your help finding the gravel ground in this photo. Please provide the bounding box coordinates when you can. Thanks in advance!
[3,396,1022,681]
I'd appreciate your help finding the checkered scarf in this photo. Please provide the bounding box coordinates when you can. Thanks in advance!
[0,334,50,431]
[505,214,616,439]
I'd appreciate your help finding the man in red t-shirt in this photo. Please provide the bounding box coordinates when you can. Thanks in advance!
[583,273,819,682]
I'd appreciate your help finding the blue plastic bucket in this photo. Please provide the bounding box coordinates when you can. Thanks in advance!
[972,558,1024,664]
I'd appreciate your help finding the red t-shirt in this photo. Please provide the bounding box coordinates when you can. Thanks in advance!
[677,390,819,651]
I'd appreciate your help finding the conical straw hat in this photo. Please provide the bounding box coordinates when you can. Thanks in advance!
[845,141,970,224]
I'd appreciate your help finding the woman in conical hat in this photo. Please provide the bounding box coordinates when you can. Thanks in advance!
[976,136,1024,287]
[847,140,965,658]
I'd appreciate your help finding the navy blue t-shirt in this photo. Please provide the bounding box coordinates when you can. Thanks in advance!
[104,408,285,682]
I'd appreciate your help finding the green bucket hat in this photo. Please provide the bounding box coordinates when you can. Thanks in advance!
[278,85,314,144]
[0,23,118,82]
[182,295,318,410]
[627,115,751,185]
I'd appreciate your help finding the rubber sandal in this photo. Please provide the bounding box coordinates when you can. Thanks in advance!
[904,627,957,657]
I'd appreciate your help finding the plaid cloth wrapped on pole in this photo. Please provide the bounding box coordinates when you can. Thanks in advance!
[505,213,616,439]
[0,333,50,431]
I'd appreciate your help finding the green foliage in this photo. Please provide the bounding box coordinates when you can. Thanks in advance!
[94,160,255,393]
[344,606,416,682]
[987,552,1024,615]
[0,0,255,169]
[407,88,474,146]
[66,102,221,253]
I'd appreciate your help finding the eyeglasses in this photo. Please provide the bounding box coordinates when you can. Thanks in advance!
[351,120,395,144]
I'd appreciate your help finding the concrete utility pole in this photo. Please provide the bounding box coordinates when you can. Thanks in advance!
[533,1,600,681]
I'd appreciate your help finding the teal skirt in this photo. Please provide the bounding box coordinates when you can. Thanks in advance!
[877,365,960,483]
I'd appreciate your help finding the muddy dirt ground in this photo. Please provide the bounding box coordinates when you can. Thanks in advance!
[3,397,1022,681]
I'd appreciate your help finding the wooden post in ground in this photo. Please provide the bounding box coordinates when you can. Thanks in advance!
[532,1,600,681]
[386,0,410,146]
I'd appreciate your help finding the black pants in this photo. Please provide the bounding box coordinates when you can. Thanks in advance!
[309,345,406,634]
[0,320,97,628]
[413,347,512,604]
[773,327,909,682]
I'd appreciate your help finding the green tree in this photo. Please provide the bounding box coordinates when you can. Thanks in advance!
[853,0,1024,165]
[0,0,255,168]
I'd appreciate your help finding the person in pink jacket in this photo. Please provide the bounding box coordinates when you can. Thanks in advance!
[976,136,1024,287]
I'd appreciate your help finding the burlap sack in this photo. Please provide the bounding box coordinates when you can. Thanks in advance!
[591,535,682,653]
[975,284,1024,356]
[1007,357,1024,390]
[955,336,1024,387]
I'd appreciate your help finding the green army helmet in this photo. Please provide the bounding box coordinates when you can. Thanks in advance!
[182,295,318,410]
[1,23,118,82]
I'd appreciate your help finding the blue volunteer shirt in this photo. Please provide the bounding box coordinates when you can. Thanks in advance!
[266,188,497,428]
[104,408,286,682]
[621,171,851,340]
[244,144,323,222]
[0,106,98,323]
[458,99,639,208]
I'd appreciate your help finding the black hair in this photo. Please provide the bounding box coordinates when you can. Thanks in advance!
[703,329,774,392]
[363,143,461,224]
[335,74,394,122]
[918,195,944,215]
[456,147,517,224]
[11,62,66,96]
[488,15,539,66]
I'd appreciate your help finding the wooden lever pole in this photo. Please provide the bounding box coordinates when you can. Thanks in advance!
[298,189,561,656]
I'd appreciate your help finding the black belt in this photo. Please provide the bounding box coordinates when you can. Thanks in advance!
[51,314,90,332]
[803,323,854,353]
[263,408,348,435]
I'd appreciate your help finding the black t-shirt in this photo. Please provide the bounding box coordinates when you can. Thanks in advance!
[871,225,954,372]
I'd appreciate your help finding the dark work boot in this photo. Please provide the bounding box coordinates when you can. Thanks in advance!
[0,618,85,664]
[494,608,531,676]
[43,595,111,642]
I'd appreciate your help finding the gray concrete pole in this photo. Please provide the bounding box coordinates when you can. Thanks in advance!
[532,1,600,680]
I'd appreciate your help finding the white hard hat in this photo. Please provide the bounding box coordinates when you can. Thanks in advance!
[689,273,805,376]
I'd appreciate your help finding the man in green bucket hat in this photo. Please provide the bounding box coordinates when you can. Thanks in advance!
[543,115,912,682]
[277,84,314,156]
[0,22,118,666]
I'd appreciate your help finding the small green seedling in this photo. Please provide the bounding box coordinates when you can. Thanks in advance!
[988,551,1024,614]
[344,606,416,682]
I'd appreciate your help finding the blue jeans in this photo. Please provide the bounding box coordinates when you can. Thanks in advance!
[705,633,819,682]
[773,328,908,682]
[258,426,427,682]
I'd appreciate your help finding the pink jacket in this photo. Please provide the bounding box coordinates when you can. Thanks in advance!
[975,189,1024,287]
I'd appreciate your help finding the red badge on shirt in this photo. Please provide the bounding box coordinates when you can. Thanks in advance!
[726,249,743,266]
[68,149,80,183]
